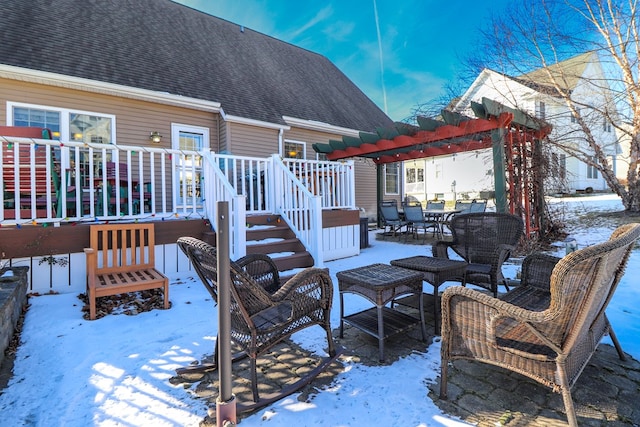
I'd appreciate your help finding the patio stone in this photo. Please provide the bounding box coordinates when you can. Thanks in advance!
[171,297,640,427]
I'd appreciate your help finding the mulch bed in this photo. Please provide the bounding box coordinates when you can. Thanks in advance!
[77,289,170,320]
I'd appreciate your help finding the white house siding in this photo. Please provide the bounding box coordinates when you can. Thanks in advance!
[449,61,616,194]
[405,151,495,203]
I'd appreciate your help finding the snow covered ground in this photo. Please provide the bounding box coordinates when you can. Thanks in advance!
[0,194,636,426]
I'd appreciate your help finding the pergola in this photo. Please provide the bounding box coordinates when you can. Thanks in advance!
[313,98,552,238]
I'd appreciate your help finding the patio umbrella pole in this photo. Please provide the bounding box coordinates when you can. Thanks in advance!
[216,201,237,426]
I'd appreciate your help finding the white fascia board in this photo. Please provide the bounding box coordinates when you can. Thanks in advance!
[282,116,361,137]
[0,64,221,112]
[220,109,290,130]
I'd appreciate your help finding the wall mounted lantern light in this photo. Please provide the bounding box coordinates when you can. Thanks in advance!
[149,131,163,143]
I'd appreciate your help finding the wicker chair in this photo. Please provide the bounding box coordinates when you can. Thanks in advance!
[433,212,524,296]
[177,237,337,409]
[440,223,640,427]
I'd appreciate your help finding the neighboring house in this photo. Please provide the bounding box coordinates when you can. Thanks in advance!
[405,52,620,202]
[0,0,392,219]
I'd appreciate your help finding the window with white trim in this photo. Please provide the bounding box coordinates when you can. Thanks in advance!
[8,102,115,144]
[283,140,305,159]
[384,163,400,195]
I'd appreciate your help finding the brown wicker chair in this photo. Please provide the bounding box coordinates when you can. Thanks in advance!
[439,223,640,427]
[177,237,337,410]
[433,212,524,296]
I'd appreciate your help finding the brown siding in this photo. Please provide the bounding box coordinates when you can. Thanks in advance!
[284,127,380,219]
[226,122,279,157]
[0,78,220,150]
[218,120,229,153]
[354,161,379,219]
[283,128,329,159]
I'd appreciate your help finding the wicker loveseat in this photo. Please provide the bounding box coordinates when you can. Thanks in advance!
[439,223,640,427]
[177,237,337,410]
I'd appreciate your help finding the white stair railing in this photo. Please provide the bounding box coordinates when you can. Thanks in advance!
[271,154,323,267]
[202,151,247,260]
[282,158,356,209]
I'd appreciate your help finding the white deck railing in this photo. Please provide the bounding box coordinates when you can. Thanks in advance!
[1,137,205,224]
[1,137,357,265]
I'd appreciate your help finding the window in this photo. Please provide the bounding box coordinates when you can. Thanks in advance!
[603,119,612,133]
[9,103,115,144]
[587,156,598,179]
[316,152,328,161]
[535,101,546,120]
[283,140,305,159]
[384,163,400,194]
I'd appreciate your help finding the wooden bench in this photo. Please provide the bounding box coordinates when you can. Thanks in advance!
[84,223,169,320]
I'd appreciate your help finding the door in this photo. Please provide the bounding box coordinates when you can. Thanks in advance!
[171,124,209,208]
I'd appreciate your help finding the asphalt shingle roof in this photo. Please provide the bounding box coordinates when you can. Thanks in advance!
[0,0,392,131]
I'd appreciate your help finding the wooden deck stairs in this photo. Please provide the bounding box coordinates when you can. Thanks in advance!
[202,213,315,277]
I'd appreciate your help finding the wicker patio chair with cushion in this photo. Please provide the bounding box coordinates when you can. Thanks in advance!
[440,223,640,427]
[432,212,524,296]
[176,237,338,411]
[379,200,407,236]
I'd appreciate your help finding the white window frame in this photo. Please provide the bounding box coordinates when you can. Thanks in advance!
[171,124,210,207]
[282,139,306,159]
[170,123,210,151]
[384,163,400,195]
[7,101,116,144]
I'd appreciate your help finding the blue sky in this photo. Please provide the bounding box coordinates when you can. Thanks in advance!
[174,0,511,122]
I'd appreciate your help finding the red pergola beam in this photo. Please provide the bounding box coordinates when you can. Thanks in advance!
[326,112,513,162]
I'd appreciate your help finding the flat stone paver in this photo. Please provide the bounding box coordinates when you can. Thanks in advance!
[171,296,640,426]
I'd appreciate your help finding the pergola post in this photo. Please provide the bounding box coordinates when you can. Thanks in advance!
[491,127,509,213]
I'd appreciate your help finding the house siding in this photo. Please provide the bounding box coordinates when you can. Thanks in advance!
[0,78,220,150]
[282,127,378,219]
[226,122,279,157]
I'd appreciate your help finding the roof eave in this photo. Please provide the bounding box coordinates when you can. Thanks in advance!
[282,116,361,137]
[0,64,222,113]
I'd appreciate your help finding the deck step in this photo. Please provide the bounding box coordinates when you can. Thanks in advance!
[202,213,315,275]
[246,238,306,255]
[270,251,314,272]
[246,224,294,241]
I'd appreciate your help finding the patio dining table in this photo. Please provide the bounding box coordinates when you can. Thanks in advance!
[422,208,461,239]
